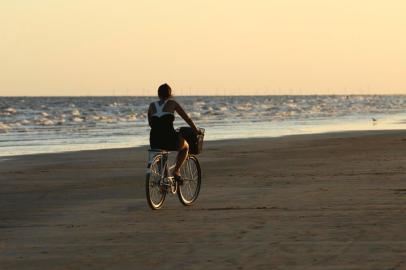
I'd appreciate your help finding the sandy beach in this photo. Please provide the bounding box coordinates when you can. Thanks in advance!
[1,130,405,270]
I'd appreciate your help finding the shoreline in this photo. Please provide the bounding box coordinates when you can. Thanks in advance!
[2,128,406,161]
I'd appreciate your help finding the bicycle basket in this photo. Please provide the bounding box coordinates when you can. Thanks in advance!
[179,127,205,155]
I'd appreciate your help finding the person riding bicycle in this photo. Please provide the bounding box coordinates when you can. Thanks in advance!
[147,83,200,184]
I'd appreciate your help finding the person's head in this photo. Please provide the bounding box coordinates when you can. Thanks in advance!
[158,83,172,100]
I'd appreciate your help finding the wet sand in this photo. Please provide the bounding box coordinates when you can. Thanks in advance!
[1,130,406,269]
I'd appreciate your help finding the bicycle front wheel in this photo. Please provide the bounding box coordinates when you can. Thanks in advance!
[146,155,166,210]
[178,155,201,206]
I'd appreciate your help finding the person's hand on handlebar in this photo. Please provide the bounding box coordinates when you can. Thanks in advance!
[194,127,203,135]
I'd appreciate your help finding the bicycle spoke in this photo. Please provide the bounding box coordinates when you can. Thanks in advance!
[187,160,193,179]
[187,181,193,196]
[180,158,196,200]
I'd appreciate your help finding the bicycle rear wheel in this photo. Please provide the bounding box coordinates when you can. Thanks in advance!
[146,155,166,210]
[178,155,201,206]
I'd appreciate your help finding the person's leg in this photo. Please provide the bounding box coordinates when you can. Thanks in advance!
[173,136,189,176]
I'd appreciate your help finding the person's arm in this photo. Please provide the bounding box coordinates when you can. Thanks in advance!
[174,101,200,134]
[147,103,153,127]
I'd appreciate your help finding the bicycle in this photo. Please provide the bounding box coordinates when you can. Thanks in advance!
[145,148,202,210]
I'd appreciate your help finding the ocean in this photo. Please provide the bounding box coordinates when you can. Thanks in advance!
[1,95,406,157]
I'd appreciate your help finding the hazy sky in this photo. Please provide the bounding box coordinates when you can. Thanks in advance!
[1,1,405,96]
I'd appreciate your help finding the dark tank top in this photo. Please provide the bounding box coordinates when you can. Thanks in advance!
[149,100,179,150]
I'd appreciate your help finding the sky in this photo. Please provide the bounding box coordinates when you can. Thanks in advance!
[1,1,405,96]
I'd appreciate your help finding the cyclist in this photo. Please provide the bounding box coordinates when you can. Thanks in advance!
[147,83,200,184]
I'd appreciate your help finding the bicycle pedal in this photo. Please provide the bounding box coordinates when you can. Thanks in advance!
[174,175,183,185]
[162,179,172,186]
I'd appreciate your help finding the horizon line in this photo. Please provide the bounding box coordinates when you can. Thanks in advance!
[2,93,406,98]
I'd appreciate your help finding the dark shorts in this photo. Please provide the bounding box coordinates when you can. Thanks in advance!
[150,130,179,151]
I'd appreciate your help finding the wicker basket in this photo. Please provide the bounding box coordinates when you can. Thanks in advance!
[178,127,205,155]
